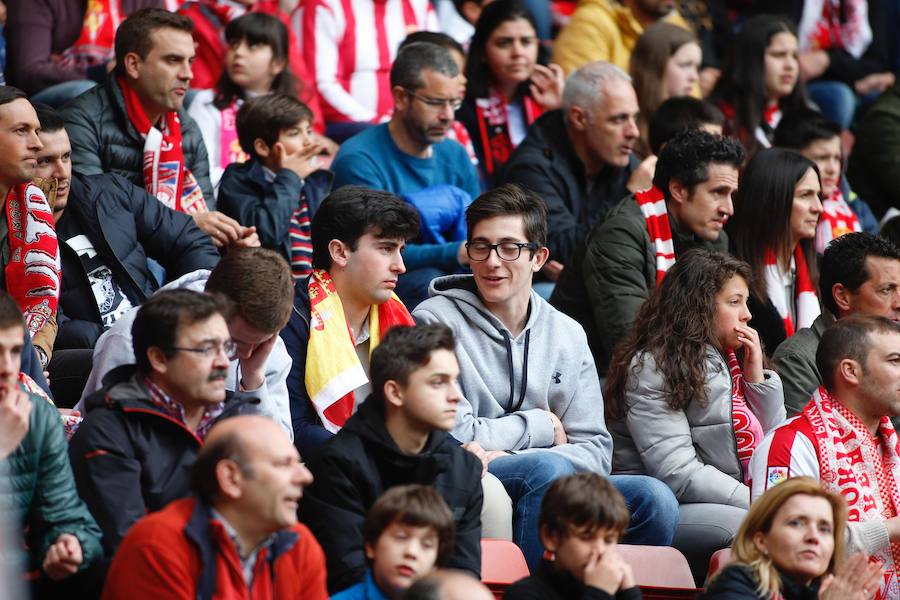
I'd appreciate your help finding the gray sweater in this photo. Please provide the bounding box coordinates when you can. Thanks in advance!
[413,275,612,473]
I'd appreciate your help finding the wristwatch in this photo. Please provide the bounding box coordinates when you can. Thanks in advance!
[35,347,49,370]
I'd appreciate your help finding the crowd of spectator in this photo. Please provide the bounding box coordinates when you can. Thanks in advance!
[6,0,900,599]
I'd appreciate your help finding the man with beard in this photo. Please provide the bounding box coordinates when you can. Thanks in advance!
[69,289,260,555]
[330,42,480,307]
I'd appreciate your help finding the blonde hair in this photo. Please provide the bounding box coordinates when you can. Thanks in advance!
[723,477,847,597]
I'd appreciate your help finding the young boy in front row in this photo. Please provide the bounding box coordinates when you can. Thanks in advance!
[333,484,456,600]
[217,94,333,278]
[505,473,641,600]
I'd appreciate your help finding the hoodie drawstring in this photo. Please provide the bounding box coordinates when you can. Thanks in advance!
[502,329,531,414]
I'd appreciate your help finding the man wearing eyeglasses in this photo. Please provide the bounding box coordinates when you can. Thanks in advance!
[413,184,679,570]
[330,42,481,308]
[69,289,263,555]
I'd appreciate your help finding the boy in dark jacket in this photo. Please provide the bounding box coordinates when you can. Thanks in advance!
[300,324,482,595]
[218,94,332,279]
[506,473,641,600]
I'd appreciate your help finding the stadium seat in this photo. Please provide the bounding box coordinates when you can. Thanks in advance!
[617,545,696,588]
[708,548,733,579]
[481,539,530,599]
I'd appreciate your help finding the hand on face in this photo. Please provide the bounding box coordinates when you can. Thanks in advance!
[583,547,628,594]
[735,324,764,383]
[0,382,30,460]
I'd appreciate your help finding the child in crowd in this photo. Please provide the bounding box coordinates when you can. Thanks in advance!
[188,12,299,195]
[505,473,640,600]
[217,94,332,279]
[333,485,456,600]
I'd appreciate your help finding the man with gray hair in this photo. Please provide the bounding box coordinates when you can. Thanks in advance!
[330,42,480,308]
[503,61,647,277]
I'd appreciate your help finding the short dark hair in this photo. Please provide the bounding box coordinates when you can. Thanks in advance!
[236,94,313,159]
[0,86,26,109]
[653,129,744,200]
[311,186,420,270]
[882,216,900,249]
[400,31,465,58]
[390,42,459,90]
[465,184,547,247]
[820,233,900,317]
[817,315,900,390]
[205,247,294,334]
[370,324,456,402]
[191,428,252,504]
[33,103,65,134]
[115,8,193,76]
[0,292,25,332]
[131,290,231,375]
[540,473,631,539]
[648,97,724,156]
[364,485,456,566]
[773,108,842,151]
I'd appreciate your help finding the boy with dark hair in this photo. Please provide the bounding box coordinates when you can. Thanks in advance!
[218,94,333,278]
[300,323,483,594]
[334,484,456,600]
[414,184,678,569]
[505,473,639,600]
[647,97,724,156]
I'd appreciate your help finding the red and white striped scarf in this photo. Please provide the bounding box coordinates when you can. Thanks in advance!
[635,185,675,286]
[54,0,123,69]
[798,0,872,59]
[727,349,764,485]
[815,187,862,254]
[763,246,820,338]
[804,387,900,599]
[473,87,542,176]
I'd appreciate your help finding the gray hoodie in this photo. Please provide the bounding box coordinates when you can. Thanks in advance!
[413,274,612,473]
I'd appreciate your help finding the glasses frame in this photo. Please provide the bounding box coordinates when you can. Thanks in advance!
[164,340,238,361]
[404,89,463,112]
[465,241,539,262]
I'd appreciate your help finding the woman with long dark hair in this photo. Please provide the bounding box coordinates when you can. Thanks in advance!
[605,248,785,580]
[727,148,823,356]
[457,0,564,184]
[711,14,809,158]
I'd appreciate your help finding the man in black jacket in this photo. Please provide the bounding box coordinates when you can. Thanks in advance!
[300,324,482,595]
[69,289,259,555]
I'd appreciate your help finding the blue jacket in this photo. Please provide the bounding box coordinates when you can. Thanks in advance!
[331,571,390,600]
[218,160,333,262]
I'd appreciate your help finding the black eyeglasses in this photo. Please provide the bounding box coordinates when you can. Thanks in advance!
[404,89,463,112]
[466,241,539,262]
[164,340,238,361]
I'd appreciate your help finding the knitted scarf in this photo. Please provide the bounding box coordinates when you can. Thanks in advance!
[727,349,763,485]
[816,187,861,254]
[763,246,820,338]
[219,100,250,173]
[55,0,123,69]
[635,185,675,286]
[119,75,208,214]
[473,88,542,176]
[288,199,313,279]
[305,269,414,432]
[5,184,59,336]
[798,0,872,59]
[803,387,900,599]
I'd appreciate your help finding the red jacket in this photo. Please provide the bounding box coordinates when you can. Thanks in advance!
[102,497,329,600]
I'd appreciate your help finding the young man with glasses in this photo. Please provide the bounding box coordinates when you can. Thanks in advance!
[413,184,679,569]
[330,41,481,308]
[69,289,263,555]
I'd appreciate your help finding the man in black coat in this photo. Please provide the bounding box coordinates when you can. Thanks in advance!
[299,324,482,595]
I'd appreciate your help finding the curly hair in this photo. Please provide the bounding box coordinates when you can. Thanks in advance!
[604,248,753,418]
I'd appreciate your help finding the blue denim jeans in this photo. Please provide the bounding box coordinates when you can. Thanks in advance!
[807,80,857,129]
[31,80,97,108]
[488,453,680,568]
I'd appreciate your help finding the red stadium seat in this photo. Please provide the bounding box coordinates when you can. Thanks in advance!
[481,539,530,599]
[708,548,734,579]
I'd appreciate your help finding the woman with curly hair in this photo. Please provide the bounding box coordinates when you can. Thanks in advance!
[605,248,785,580]
[702,477,881,599]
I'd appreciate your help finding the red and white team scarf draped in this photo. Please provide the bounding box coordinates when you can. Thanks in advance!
[816,187,862,254]
[5,184,59,336]
[473,88,542,177]
[54,0,123,69]
[635,185,675,286]
[219,100,250,172]
[719,101,781,150]
[726,349,764,485]
[763,246,820,338]
[119,75,209,214]
[804,387,900,599]
[305,269,414,432]
[798,0,872,59]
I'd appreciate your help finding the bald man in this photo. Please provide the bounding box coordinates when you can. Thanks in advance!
[404,570,496,600]
[103,416,329,600]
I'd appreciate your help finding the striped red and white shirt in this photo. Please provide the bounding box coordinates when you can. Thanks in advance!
[300,0,438,124]
[749,414,821,502]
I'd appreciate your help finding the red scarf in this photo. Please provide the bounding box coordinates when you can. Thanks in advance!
[727,349,763,484]
[803,387,900,598]
[5,184,59,336]
[635,185,675,286]
[719,101,782,150]
[119,75,209,214]
[816,187,862,254]
[473,88,542,176]
[763,246,820,338]
[798,0,872,58]
[55,0,123,69]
